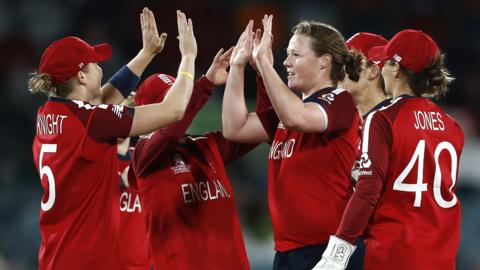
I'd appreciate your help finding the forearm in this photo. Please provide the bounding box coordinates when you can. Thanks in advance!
[222,66,250,138]
[162,55,196,117]
[101,50,154,104]
[336,175,384,243]
[257,58,304,125]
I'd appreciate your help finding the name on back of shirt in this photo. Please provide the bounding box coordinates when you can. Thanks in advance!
[413,110,444,131]
[36,113,68,135]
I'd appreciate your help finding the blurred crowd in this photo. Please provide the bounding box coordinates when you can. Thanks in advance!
[1,0,479,269]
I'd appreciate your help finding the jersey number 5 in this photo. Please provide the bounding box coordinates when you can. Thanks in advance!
[393,140,458,209]
[40,144,57,211]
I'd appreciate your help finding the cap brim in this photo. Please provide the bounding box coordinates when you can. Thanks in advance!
[368,45,388,62]
[93,43,112,62]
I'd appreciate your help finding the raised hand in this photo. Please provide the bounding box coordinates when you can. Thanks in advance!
[205,47,234,86]
[230,20,254,68]
[140,7,167,56]
[253,15,273,66]
[250,28,274,73]
[177,10,197,58]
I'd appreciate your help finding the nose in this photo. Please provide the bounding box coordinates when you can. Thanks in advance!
[283,55,292,68]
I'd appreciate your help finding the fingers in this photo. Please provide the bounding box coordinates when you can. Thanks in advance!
[253,28,262,48]
[213,48,225,62]
[223,46,234,58]
[159,32,167,47]
[188,18,193,34]
[177,10,187,35]
[149,9,158,34]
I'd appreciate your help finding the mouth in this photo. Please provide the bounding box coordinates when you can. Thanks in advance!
[287,71,295,79]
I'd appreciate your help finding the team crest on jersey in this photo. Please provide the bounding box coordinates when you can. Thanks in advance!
[172,154,190,174]
[316,88,344,104]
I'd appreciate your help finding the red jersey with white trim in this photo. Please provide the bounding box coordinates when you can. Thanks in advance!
[337,96,463,270]
[32,97,134,270]
[257,87,360,252]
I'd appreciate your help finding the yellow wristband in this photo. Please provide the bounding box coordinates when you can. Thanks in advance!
[178,71,194,80]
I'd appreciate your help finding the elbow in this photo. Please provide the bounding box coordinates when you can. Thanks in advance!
[280,115,301,130]
[222,123,236,141]
[171,108,185,122]
[222,129,236,141]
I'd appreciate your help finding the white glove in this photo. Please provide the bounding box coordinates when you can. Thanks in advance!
[311,235,356,270]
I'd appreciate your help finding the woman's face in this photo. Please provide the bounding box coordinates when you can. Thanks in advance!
[83,63,103,97]
[283,34,323,93]
[381,60,397,95]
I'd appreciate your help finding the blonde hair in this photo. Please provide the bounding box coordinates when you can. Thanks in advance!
[28,72,74,97]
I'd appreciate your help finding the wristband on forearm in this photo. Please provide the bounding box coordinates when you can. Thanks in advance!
[108,66,140,98]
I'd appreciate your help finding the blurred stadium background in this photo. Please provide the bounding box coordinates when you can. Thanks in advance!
[1,0,480,269]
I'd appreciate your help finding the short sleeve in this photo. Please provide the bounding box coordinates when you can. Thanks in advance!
[88,104,134,142]
[307,89,357,135]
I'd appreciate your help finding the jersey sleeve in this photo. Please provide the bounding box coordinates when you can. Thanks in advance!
[336,111,392,243]
[308,89,357,135]
[88,104,134,142]
[207,132,258,165]
[132,76,214,178]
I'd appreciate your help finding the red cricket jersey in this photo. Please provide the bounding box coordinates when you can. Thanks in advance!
[337,95,463,270]
[133,133,254,270]
[32,97,133,270]
[257,87,360,252]
[130,75,269,270]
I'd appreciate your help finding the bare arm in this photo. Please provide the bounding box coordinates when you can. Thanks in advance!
[129,10,197,136]
[101,8,167,104]
[222,21,269,143]
[255,15,327,133]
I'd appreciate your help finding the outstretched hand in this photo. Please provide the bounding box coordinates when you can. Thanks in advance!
[177,10,197,58]
[206,47,234,86]
[250,28,274,73]
[253,15,274,67]
[140,7,167,56]
[230,20,254,68]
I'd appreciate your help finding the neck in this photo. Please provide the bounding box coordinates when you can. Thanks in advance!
[302,80,334,100]
[65,86,101,105]
[353,87,387,116]
[392,80,416,98]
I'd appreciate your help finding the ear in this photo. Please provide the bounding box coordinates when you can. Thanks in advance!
[367,64,380,81]
[392,61,402,78]
[319,54,332,69]
[76,70,87,85]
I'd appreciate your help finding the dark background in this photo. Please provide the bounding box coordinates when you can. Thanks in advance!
[1,0,480,269]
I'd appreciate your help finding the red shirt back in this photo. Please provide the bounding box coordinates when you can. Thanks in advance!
[257,87,360,252]
[133,133,253,270]
[347,96,463,269]
[32,98,133,270]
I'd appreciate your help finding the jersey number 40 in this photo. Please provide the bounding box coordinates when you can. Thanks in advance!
[393,140,458,209]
